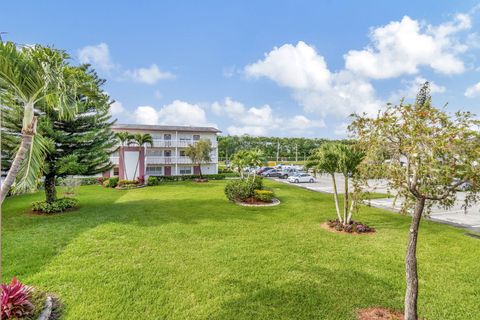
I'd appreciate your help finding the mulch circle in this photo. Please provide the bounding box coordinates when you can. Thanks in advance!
[237,198,281,207]
[357,307,404,320]
[320,222,376,235]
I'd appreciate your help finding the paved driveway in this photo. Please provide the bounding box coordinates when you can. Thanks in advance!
[270,174,480,233]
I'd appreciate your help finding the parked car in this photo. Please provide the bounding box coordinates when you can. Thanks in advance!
[257,167,273,175]
[288,173,315,183]
[279,168,299,179]
[262,169,283,177]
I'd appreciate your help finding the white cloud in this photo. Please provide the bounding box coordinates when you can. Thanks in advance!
[345,14,471,79]
[390,76,446,101]
[126,64,175,85]
[134,106,159,125]
[245,41,331,90]
[110,101,125,115]
[212,97,324,136]
[245,43,382,119]
[465,82,480,97]
[134,100,214,127]
[78,43,114,71]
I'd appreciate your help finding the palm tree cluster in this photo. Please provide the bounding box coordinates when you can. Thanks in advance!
[114,132,153,180]
[230,149,265,179]
[306,143,364,225]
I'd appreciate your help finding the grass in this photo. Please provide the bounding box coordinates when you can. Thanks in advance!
[3,180,479,319]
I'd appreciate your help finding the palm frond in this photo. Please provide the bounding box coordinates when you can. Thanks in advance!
[12,134,53,194]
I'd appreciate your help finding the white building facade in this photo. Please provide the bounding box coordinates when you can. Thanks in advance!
[105,124,220,180]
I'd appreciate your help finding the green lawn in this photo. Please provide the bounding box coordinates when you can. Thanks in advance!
[3,180,479,319]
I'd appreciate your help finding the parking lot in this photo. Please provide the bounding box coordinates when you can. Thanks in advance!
[270,173,480,233]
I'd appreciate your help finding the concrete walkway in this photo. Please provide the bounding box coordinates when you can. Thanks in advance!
[270,174,480,233]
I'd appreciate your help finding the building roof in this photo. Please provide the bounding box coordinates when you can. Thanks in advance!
[112,124,221,133]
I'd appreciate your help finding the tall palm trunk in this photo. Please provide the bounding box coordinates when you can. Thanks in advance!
[330,173,342,222]
[44,173,57,203]
[0,116,37,283]
[404,197,425,320]
[343,174,349,224]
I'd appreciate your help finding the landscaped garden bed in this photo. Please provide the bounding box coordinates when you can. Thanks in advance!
[322,219,376,235]
[31,198,79,214]
[356,307,404,320]
[224,176,279,206]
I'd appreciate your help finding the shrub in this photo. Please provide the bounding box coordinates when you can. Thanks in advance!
[96,177,108,185]
[146,174,227,184]
[147,176,159,186]
[224,177,263,202]
[254,189,275,202]
[118,179,139,187]
[104,176,119,188]
[326,219,375,234]
[1,278,34,319]
[62,177,81,196]
[79,177,100,185]
[32,198,79,214]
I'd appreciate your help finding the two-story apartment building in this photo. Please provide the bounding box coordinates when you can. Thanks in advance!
[106,124,220,180]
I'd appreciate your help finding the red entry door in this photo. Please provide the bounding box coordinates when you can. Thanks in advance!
[164,166,172,176]
[193,165,201,175]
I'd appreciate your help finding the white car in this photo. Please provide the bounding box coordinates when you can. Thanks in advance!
[288,173,315,183]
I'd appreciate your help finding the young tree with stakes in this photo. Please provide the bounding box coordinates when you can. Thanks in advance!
[349,82,480,320]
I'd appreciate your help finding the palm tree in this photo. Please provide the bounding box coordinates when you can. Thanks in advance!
[129,133,153,181]
[246,149,265,179]
[307,143,364,224]
[115,131,133,180]
[0,41,76,281]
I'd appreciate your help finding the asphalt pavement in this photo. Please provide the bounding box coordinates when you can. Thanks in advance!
[270,173,480,233]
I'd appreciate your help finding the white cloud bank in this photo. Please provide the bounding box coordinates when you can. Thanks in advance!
[134,100,215,127]
[211,97,324,136]
[78,43,175,85]
[465,82,480,97]
[345,14,471,79]
[244,12,474,124]
[78,43,114,71]
[125,64,175,84]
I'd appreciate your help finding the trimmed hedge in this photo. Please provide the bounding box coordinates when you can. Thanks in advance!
[147,174,226,185]
[32,198,79,214]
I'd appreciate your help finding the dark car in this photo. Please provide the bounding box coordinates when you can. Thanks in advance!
[262,169,283,177]
[257,167,273,175]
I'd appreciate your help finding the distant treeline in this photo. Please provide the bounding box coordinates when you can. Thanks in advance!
[218,135,352,161]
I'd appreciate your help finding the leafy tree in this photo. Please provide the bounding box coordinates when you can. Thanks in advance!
[230,150,250,179]
[115,131,133,179]
[307,143,364,224]
[184,139,213,179]
[128,133,153,180]
[0,42,77,281]
[39,67,116,203]
[349,83,480,320]
[0,42,76,202]
[246,149,265,179]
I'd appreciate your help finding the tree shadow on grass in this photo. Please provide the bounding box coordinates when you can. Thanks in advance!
[208,267,403,320]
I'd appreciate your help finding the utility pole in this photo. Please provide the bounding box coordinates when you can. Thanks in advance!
[276,141,280,162]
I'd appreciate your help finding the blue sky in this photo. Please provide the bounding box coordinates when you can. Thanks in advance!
[3,1,480,137]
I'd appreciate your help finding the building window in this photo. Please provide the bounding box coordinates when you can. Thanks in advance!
[179,150,186,157]
[146,165,163,176]
[147,149,162,156]
[164,150,172,157]
[113,167,119,176]
[193,134,200,141]
[179,167,192,175]
[164,134,172,140]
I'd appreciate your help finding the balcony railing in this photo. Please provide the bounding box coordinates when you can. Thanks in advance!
[145,156,218,165]
[151,139,218,148]
[110,156,119,165]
